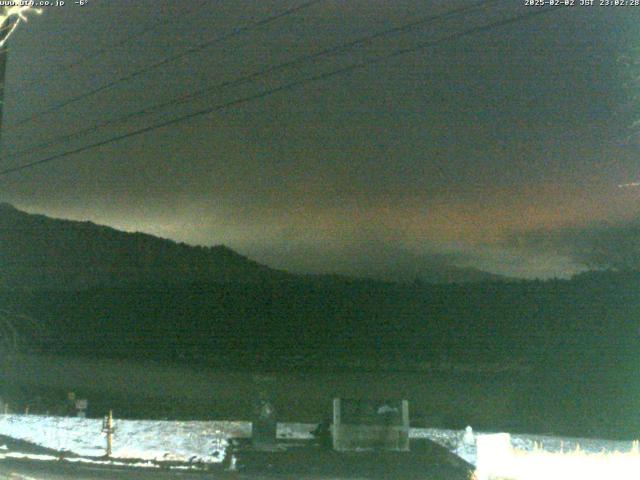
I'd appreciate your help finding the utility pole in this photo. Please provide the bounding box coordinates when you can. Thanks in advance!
[0,15,17,142]
[0,7,40,146]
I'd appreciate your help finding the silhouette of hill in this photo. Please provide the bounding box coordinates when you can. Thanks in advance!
[2,204,640,437]
[0,203,288,290]
[0,203,508,289]
[3,204,639,373]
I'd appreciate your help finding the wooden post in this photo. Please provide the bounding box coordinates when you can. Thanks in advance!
[401,400,409,428]
[332,398,341,450]
[102,410,115,457]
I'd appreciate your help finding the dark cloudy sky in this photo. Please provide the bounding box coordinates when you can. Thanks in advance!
[1,0,639,279]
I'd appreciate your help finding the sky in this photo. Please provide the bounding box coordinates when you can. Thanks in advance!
[0,0,639,279]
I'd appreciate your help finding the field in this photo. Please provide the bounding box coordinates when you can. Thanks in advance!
[0,352,588,438]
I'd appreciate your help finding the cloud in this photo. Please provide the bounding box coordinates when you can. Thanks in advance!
[246,239,474,282]
[506,218,640,271]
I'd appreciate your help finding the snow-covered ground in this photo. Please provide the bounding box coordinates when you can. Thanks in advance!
[0,415,231,463]
[410,426,640,467]
[0,413,635,468]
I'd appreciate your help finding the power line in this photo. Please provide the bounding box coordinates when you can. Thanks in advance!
[1,0,501,162]
[17,0,209,90]
[11,0,322,128]
[0,16,19,39]
[0,6,566,178]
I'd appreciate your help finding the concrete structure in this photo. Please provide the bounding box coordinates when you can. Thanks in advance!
[331,398,410,452]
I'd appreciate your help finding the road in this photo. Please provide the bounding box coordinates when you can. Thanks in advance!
[0,440,473,479]
[0,458,229,479]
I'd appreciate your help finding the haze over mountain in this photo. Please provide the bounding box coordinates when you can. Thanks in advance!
[0,203,286,290]
[0,203,506,289]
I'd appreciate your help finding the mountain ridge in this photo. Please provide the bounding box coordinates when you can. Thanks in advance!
[0,203,289,290]
[1,204,508,289]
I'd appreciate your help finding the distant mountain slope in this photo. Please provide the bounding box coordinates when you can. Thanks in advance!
[1,203,509,289]
[0,203,288,290]
[326,256,510,284]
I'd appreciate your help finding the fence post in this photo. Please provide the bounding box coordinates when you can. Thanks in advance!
[102,410,115,457]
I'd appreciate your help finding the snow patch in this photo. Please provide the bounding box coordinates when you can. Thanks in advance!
[0,414,228,463]
[410,426,639,467]
[0,414,634,469]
